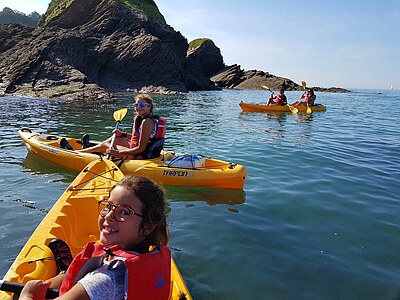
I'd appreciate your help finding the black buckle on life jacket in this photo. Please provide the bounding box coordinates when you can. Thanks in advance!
[103,246,115,256]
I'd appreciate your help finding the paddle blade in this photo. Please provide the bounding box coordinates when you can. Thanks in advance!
[288,105,298,114]
[113,108,128,122]
[306,106,312,114]
[108,108,128,159]
[301,81,307,89]
[261,85,270,90]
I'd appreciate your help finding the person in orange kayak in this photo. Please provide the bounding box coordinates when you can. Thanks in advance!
[78,94,166,159]
[20,175,171,300]
[292,89,316,106]
[267,88,287,106]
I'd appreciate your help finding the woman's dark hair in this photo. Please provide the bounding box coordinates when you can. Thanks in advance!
[112,175,169,249]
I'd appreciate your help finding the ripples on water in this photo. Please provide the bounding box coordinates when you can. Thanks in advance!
[0,89,399,299]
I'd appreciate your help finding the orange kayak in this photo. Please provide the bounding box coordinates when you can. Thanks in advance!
[239,101,327,112]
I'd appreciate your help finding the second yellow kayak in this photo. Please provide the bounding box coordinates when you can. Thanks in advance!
[19,128,247,190]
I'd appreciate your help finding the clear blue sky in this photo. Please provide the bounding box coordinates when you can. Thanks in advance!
[2,0,399,90]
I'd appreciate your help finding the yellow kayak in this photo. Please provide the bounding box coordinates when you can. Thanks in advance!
[0,159,191,300]
[18,128,246,190]
[239,101,327,112]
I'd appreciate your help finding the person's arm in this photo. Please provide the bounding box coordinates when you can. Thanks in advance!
[57,282,90,300]
[113,116,136,141]
[19,272,66,299]
[19,279,90,300]
[124,132,132,139]
[114,118,154,156]
[20,280,50,300]
[112,129,132,140]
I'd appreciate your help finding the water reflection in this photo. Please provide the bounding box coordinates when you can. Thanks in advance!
[264,112,288,125]
[260,113,287,141]
[21,153,77,182]
[165,186,245,206]
[297,113,313,123]
[238,109,317,146]
[296,113,313,140]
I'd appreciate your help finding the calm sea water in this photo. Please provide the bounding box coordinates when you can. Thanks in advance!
[0,89,399,299]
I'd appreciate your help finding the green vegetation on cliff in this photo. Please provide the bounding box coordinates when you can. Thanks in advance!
[120,0,165,22]
[42,0,165,25]
[188,38,216,50]
[41,0,74,25]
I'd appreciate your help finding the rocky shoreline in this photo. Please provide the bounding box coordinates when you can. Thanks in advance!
[0,0,348,100]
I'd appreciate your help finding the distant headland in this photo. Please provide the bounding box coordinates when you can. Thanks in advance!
[0,1,348,100]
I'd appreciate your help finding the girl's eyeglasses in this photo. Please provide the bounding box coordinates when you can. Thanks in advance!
[134,102,150,108]
[98,200,144,222]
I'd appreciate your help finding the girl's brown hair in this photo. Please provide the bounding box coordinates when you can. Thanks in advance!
[113,175,169,250]
[135,94,154,114]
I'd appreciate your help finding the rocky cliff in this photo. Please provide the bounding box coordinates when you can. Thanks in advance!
[0,0,347,99]
[0,0,190,99]
[184,38,224,91]
[0,24,34,53]
[211,64,301,91]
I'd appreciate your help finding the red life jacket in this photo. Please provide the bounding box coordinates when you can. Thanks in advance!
[304,94,316,105]
[60,242,171,299]
[275,94,286,105]
[129,115,166,158]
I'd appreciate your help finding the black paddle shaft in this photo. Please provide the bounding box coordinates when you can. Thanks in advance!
[0,280,59,298]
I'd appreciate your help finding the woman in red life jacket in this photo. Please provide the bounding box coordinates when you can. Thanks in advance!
[78,94,166,159]
[267,89,288,106]
[20,175,171,300]
[292,89,316,106]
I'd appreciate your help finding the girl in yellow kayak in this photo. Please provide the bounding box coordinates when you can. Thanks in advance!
[78,94,166,159]
[20,175,171,300]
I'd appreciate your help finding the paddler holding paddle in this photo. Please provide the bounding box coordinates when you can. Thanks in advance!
[267,88,288,106]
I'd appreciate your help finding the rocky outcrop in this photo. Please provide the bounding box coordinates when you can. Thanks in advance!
[0,0,189,99]
[183,38,224,90]
[312,86,348,93]
[186,38,225,77]
[0,24,34,54]
[211,65,302,91]
[210,64,243,89]
[210,65,349,92]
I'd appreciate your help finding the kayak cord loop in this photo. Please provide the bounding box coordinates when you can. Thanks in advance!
[28,257,55,264]
[69,168,119,191]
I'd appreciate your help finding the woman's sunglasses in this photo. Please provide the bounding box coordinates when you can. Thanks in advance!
[134,102,150,108]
